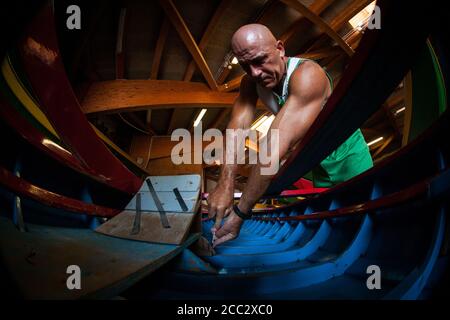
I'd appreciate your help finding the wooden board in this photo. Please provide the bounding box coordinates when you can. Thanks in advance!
[0,217,199,299]
[124,175,201,213]
[96,174,201,244]
[95,211,196,245]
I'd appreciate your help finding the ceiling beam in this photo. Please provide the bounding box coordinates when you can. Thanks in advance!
[115,8,127,79]
[183,0,231,82]
[306,0,373,53]
[372,134,395,159]
[280,0,335,44]
[208,108,230,130]
[281,0,354,56]
[150,17,170,79]
[81,80,265,114]
[166,109,179,134]
[158,0,218,90]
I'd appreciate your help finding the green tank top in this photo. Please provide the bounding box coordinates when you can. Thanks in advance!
[258,57,373,187]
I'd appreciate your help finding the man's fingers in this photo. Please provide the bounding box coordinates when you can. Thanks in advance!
[215,223,232,238]
[224,207,232,217]
[213,208,226,230]
[213,233,237,248]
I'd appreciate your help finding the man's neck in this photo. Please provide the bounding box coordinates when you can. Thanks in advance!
[273,57,289,95]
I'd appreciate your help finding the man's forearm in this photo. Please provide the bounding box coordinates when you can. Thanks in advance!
[237,163,272,214]
[218,163,237,188]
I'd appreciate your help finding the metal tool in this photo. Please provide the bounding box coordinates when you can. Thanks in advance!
[130,193,142,235]
[173,187,188,212]
[146,178,171,228]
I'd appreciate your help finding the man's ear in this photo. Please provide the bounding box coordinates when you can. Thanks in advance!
[276,40,285,58]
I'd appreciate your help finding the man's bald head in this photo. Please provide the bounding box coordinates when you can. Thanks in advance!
[230,24,286,89]
[231,24,277,53]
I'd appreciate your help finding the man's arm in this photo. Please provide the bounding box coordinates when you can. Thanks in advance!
[207,75,258,232]
[213,61,331,246]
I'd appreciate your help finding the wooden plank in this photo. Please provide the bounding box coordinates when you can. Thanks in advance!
[281,0,354,56]
[124,175,201,213]
[183,0,231,82]
[0,165,119,217]
[129,134,152,168]
[81,80,242,114]
[158,0,218,90]
[96,174,201,244]
[0,216,200,299]
[150,17,170,80]
[96,211,196,245]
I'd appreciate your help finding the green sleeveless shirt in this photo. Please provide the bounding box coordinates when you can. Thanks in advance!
[258,57,373,187]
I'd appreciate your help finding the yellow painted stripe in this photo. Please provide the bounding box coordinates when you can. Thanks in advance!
[2,56,60,138]
[90,124,141,165]
[2,55,144,170]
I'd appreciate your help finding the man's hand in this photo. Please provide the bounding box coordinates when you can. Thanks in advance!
[207,182,234,233]
[212,212,244,248]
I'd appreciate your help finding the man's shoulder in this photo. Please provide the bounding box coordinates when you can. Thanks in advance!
[289,59,330,98]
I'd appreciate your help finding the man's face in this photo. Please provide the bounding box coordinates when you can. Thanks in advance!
[233,40,285,89]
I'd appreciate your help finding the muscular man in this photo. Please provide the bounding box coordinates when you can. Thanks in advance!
[207,24,373,247]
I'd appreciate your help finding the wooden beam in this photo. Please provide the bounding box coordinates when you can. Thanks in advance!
[372,134,395,159]
[158,0,218,90]
[183,0,231,82]
[280,0,335,44]
[306,0,373,53]
[150,17,170,80]
[281,0,354,56]
[81,80,264,114]
[208,108,230,130]
[296,47,342,60]
[166,109,179,134]
[115,8,127,79]
[219,75,244,92]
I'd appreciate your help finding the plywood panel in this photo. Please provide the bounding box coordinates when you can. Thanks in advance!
[0,217,200,299]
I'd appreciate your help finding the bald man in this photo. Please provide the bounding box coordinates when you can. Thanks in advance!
[207,24,373,247]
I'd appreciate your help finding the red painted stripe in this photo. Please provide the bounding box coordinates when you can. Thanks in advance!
[255,179,428,222]
[0,165,119,217]
[0,95,121,189]
[17,4,142,194]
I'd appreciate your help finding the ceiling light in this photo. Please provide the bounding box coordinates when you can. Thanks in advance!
[395,107,406,115]
[255,115,275,136]
[367,136,384,147]
[349,1,377,29]
[251,116,268,130]
[193,109,207,127]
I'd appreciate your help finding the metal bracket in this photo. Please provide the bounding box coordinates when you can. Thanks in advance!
[173,187,188,212]
[131,193,142,235]
[146,178,171,228]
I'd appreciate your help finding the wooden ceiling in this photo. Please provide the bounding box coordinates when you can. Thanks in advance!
[59,0,406,166]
